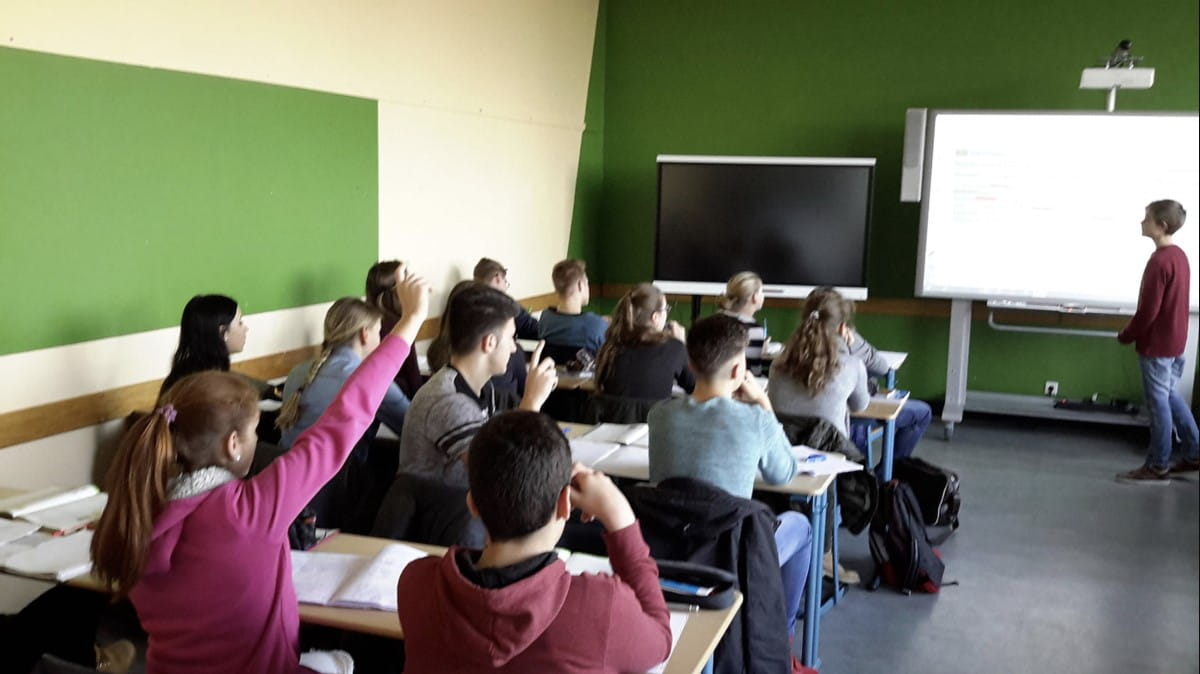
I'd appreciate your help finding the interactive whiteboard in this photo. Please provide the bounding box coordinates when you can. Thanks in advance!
[916,111,1199,311]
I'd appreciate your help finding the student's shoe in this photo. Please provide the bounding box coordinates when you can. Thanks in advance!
[94,639,136,674]
[1115,465,1171,484]
[1168,457,1200,476]
[790,654,819,674]
[822,550,861,584]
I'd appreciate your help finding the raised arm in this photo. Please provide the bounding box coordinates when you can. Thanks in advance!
[570,465,671,670]
[758,413,799,485]
[237,268,430,537]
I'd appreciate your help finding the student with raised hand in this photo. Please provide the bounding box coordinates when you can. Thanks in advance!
[474,257,539,339]
[160,294,260,397]
[719,271,771,375]
[275,296,412,527]
[595,283,694,400]
[366,259,427,398]
[397,411,671,674]
[398,284,558,487]
[90,268,431,674]
[767,287,870,441]
[647,315,811,655]
[537,258,608,363]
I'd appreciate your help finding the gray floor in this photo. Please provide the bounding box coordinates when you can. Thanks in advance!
[814,416,1199,674]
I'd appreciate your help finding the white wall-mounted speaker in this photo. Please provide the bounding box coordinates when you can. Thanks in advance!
[900,108,927,203]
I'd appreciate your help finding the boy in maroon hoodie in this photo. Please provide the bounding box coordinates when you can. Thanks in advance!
[397,411,671,673]
[1117,199,1200,483]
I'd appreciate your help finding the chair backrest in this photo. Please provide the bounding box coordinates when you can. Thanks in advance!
[370,473,485,548]
[586,392,660,424]
[539,342,583,367]
[775,412,863,461]
[625,478,790,674]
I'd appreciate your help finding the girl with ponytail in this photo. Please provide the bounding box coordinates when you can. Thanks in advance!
[91,268,432,674]
[275,297,413,527]
[594,283,694,400]
[767,286,869,438]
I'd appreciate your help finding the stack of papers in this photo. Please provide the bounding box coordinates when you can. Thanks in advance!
[791,445,864,476]
[0,485,108,535]
[0,529,94,580]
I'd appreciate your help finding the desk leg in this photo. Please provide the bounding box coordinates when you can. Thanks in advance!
[829,482,842,606]
[885,368,896,390]
[802,491,827,670]
[882,419,896,482]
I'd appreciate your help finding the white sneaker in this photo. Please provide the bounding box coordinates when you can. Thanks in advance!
[822,551,861,584]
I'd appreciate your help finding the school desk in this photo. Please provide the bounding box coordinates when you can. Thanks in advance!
[564,425,836,670]
[306,533,742,674]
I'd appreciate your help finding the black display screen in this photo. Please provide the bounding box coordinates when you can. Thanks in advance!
[655,159,873,288]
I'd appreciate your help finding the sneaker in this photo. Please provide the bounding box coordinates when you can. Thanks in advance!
[95,639,136,674]
[1169,458,1200,476]
[1115,465,1171,484]
[822,550,861,584]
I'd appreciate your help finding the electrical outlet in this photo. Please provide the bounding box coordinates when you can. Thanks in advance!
[1044,380,1059,397]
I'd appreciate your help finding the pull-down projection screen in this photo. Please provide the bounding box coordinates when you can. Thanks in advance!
[916,111,1200,311]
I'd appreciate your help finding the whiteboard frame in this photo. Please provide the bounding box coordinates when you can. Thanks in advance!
[913,109,1200,312]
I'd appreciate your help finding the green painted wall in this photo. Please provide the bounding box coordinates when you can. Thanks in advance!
[568,1,607,263]
[0,47,377,356]
[575,0,1198,401]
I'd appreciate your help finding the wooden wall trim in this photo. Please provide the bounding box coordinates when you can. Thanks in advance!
[0,291,560,451]
[597,284,1127,330]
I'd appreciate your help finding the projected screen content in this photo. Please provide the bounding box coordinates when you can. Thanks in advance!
[918,112,1200,310]
[656,159,873,289]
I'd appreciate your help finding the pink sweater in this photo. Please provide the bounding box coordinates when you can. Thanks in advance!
[130,336,412,673]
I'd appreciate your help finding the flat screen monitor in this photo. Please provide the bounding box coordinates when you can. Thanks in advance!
[654,155,875,300]
[916,111,1200,312]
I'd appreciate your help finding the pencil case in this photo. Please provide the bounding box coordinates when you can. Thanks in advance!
[655,559,737,610]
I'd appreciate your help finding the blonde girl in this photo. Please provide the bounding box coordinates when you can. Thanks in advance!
[767,286,869,437]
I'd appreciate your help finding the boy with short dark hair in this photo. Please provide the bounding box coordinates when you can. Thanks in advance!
[538,258,608,356]
[473,257,539,339]
[1117,199,1200,483]
[647,314,812,652]
[397,285,557,486]
[397,411,671,673]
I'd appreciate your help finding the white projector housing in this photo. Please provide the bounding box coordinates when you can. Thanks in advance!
[1080,67,1155,89]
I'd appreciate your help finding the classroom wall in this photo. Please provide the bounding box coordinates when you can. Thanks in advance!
[581,0,1200,403]
[0,2,599,492]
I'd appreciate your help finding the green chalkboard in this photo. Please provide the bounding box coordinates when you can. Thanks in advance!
[0,47,378,356]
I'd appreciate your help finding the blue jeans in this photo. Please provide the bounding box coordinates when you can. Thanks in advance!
[774,511,812,635]
[1139,356,1200,470]
[849,399,933,470]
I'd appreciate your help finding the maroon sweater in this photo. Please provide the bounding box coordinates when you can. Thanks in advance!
[397,523,671,673]
[1118,245,1191,357]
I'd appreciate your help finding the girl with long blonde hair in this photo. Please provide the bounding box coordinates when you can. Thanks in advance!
[275,296,413,527]
[718,271,771,375]
[767,286,869,437]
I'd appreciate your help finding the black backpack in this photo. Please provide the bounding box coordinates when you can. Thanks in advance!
[867,480,948,594]
[893,457,961,538]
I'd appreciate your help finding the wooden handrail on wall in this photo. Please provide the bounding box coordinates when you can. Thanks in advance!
[0,292,561,451]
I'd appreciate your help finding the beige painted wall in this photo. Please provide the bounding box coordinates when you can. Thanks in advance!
[0,0,598,555]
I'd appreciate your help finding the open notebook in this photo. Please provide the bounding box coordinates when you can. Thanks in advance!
[291,543,430,612]
[0,485,107,535]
